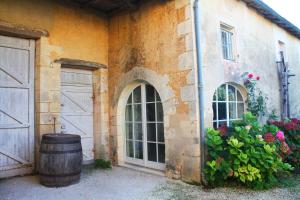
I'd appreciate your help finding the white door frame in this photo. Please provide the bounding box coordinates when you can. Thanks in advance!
[124,83,165,171]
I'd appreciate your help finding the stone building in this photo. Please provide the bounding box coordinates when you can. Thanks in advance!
[0,0,299,183]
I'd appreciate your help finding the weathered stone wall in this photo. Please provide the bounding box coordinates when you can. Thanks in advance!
[0,0,110,164]
[199,0,300,126]
[108,0,200,183]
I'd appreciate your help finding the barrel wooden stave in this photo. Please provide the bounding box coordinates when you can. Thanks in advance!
[39,134,82,187]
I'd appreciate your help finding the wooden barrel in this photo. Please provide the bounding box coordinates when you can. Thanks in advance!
[39,134,82,187]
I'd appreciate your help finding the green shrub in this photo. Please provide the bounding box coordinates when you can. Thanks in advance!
[94,159,112,169]
[205,113,293,189]
[269,119,300,170]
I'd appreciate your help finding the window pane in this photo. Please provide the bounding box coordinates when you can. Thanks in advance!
[218,102,227,120]
[158,144,165,163]
[237,91,243,101]
[228,85,236,101]
[156,102,163,122]
[134,104,142,122]
[147,143,157,162]
[219,121,227,127]
[134,141,143,159]
[134,123,143,141]
[146,85,155,102]
[218,85,226,101]
[237,103,244,118]
[126,141,134,158]
[125,105,132,121]
[229,103,237,119]
[147,103,156,121]
[126,123,133,139]
[156,91,161,102]
[157,123,164,142]
[213,103,217,120]
[213,92,217,101]
[213,122,217,129]
[127,94,132,104]
[147,123,156,142]
[133,86,141,103]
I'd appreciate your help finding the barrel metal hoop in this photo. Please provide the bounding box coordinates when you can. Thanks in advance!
[39,149,82,154]
[39,171,81,177]
[41,140,80,144]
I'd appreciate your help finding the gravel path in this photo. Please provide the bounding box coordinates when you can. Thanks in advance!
[0,167,299,200]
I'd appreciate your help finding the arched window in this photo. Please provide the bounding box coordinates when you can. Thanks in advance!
[125,83,165,170]
[213,83,245,128]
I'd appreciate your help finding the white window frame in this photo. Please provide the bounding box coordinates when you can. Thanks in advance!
[221,24,234,60]
[124,83,165,171]
[213,84,245,128]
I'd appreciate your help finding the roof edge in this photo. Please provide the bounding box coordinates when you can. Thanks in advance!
[241,0,300,40]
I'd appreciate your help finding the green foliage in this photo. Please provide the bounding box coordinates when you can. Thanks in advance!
[94,159,112,169]
[242,72,268,117]
[205,113,293,189]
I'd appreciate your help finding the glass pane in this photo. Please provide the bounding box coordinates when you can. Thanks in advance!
[134,104,142,122]
[213,103,217,120]
[213,92,217,101]
[228,85,236,101]
[218,85,226,101]
[146,85,155,102]
[157,123,164,142]
[126,141,134,158]
[148,143,157,162]
[237,103,244,118]
[156,91,161,102]
[147,103,156,121]
[158,144,165,163]
[133,86,141,103]
[134,141,143,159]
[147,123,156,142]
[125,105,132,121]
[218,103,227,120]
[213,122,217,129]
[127,94,132,104]
[219,121,227,127]
[237,91,243,101]
[126,123,133,139]
[156,102,163,122]
[229,103,237,119]
[134,123,143,141]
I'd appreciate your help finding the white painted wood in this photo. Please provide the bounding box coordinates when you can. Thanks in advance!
[0,35,34,178]
[61,68,94,163]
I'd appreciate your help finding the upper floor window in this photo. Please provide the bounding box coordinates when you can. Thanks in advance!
[213,83,245,128]
[221,24,234,60]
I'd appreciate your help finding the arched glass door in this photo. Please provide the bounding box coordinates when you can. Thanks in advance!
[125,84,165,170]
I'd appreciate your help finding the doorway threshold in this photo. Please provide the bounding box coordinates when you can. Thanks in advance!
[118,163,165,177]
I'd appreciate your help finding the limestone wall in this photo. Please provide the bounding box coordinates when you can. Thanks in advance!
[0,0,110,163]
[198,0,300,126]
[108,0,200,183]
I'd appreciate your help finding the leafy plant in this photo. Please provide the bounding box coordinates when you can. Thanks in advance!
[205,113,293,189]
[94,159,112,169]
[269,119,300,171]
[242,72,268,117]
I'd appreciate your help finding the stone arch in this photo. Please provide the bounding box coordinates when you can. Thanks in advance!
[111,67,176,167]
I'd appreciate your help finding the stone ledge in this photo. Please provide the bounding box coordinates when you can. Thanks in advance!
[0,20,48,39]
[55,58,108,70]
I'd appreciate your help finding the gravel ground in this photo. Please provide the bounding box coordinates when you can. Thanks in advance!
[0,167,299,200]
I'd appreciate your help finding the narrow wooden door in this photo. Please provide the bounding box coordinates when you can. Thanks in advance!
[61,68,94,164]
[0,35,35,178]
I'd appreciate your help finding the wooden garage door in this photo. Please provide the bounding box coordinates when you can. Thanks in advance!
[0,35,35,178]
[61,68,94,164]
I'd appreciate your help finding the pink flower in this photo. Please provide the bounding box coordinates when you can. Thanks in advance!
[256,76,260,81]
[248,73,254,79]
[276,131,285,141]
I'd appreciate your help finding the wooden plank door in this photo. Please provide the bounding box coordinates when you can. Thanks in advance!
[0,35,35,178]
[61,68,94,164]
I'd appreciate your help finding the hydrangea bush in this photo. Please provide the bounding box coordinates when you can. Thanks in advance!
[205,113,293,189]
